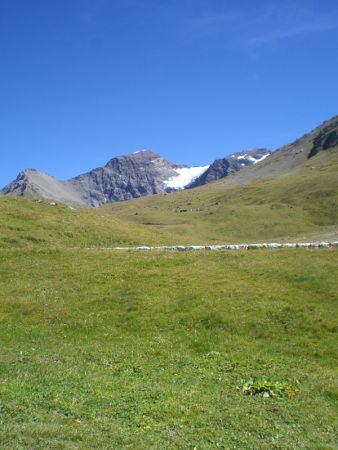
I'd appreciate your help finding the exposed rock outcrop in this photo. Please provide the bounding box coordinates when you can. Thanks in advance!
[68,150,184,206]
[308,117,338,158]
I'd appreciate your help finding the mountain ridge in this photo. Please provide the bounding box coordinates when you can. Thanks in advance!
[0,148,270,207]
[2,114,338,207]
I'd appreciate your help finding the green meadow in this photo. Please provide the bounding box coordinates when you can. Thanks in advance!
[0,146,337,449]
[0,197,170,249]
[0,248,337,449]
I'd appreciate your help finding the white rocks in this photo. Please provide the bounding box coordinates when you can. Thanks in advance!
[110,241,337,251]
[186,246,205,251]
[268,243,283,249]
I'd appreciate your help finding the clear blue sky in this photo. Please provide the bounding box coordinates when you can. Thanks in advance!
[1,0,338,185]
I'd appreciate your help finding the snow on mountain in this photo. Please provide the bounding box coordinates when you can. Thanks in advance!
[250,153,270,164]
[164,166,210,190]
[237,153,271,164]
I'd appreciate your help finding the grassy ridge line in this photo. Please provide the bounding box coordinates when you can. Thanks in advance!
[0,196,174,248]
[0,248,337,448]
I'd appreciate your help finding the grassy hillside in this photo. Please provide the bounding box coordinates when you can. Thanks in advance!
[0,196,172,249]
[1,120,337,248]
[0,248,337,448]
[2,149,335,250]
[106,149,338,244]
[1,138,337,448]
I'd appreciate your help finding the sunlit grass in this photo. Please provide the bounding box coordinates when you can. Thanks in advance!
[0,248,337,448]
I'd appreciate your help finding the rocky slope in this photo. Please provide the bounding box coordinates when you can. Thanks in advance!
[188,149,270,188]
[218,115,338,188]
[68,150,186,206]
[0,169,84,205]
[0,149,270,207]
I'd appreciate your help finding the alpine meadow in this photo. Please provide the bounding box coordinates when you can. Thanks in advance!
[1,1,338,449]
[1,115,338,448]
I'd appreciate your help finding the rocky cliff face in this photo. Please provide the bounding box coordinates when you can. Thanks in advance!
[68,150,185,206]
[308,117,338,158]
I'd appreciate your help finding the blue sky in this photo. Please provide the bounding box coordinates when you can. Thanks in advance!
[1,0,338,185]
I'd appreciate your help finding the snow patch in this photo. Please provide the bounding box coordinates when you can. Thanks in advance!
[238,153,270,164]
[164,166,209,190]
[252,153,270,164]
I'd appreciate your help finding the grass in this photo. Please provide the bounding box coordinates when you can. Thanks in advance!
[0,248,337,448]
[0,196,173,249]
[0,146,337,448]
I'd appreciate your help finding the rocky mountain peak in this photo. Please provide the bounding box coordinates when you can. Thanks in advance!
[106,149,159,163]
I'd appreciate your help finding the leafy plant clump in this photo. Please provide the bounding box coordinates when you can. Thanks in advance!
[240,378,299,398]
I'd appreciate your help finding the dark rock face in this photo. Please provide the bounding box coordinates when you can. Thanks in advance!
[309,118,338,158]
[1,171,32,196]
[188,149,271,188]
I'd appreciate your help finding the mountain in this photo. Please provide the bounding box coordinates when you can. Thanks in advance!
[106,115,338,245]
[0,149,270,207]
[1,115,337,245]
[188,149,270,188]
[67,150,186,206]
[2,115,337,207]
[219,115,338,188]
[0,150,187,207]
[0,169,86,206]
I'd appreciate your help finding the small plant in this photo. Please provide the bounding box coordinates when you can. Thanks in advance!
[239,378,299,398]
